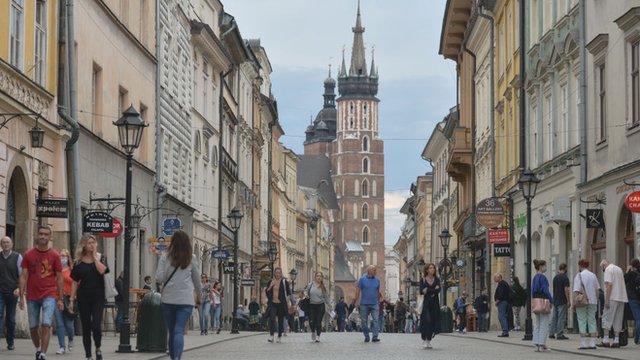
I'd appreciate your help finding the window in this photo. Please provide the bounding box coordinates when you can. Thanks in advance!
[362,158,369,173]
[193,65,198,109]
[632,42,640,127]
[362,204,369,220]
[118,87,129,116]
[92,63,103,130]
[350,101,354,114]
[598,64,607,142]
[362,136,369,152]
[10,0,24,69]
[561,84,569,153]
[545,94,553,160]
[194,131,201,155]
[34,0,47,85]
[531,104,539,167]
[362,227,369,244]
[362,180,369,197]
[372,180,377,197]
[363,103,367,114]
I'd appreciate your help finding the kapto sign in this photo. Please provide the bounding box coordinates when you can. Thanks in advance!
[493,244,511,257]
[625,191,640,213]
[83,212,113,233]
[488,229,509,244]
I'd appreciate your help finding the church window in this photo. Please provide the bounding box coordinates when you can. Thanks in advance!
[362,227,370,244]
[362,158,369,173]
[362,136,369,152]
[364,103,368,114]
[362,204,369,220]
[350,101,354,114]
[362,180,369,197]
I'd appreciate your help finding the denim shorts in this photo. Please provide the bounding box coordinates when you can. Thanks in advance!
[27,298,56,329]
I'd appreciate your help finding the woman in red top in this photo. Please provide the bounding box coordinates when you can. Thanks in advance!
[53,249,75,355]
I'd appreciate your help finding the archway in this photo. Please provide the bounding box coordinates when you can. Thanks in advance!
[6,167,30,253]
[618,206,636,266]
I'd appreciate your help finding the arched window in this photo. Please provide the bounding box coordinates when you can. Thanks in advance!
[362,136,369,152]
[194,131,201,155]
[372,180,377,196]
[362,204,369,220]
[363,102,368,114]
[350,101,354,114]
[362,158,369,173]
[363,227,370,244]
[362,180,369,197]
[354,179,360,196]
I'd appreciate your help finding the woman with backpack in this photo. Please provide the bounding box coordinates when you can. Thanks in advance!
[511,277,526,331]
[305,271,331,342]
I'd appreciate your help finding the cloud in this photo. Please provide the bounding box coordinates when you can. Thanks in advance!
[384,190,411,246]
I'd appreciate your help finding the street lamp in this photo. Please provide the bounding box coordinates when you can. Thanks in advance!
[289,268,298,294]
[404,276,412,301]
[439,228,452,307]
[113,105,147,353]
[1,113,46,148]
[519,168,540,341]
[268,242,278,270]
[227,207,244,335]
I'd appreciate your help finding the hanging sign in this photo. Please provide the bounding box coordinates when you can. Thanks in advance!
[625,191,640,213]
[148,236,172,254]
[476,198,505,227]
[211,249,230,260]
[36,198,68,218]
[586,209,605,229]
[83,212,113,233]
[493,244,511,257]
[99,218,123,238]
[223,262,235,274]
[162,217,182,236]
[488,229,510,244]
[241,279,256,287]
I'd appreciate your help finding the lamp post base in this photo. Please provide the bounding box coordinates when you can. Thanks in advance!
[522,318,533,341]
[116,345,133,353]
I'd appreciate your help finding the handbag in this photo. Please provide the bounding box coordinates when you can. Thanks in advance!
[532,298,551,314]
[573,273,589,308]
[101,256,118,299]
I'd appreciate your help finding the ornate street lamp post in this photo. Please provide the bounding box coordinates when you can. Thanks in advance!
[113,106,147,352]
[289,268,298,295]
[227,207,244,334]
[439,228,452,307]
[519,168,540,341]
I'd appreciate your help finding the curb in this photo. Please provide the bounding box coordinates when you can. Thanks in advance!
[147,332,267,360]
[441,333,630,360]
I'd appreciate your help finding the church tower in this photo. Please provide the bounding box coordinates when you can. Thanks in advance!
[333,1,385,285]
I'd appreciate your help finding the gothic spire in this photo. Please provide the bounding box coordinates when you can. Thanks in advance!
[370,46,377,77]
[349,0,367,77]
[339,46,347,77]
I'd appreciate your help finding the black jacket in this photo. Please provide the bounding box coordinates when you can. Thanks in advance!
[265,277,291,306]
[335,301,348,317]
[494,280,510,302]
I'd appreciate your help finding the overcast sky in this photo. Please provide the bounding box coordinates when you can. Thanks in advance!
[224,0,457,246]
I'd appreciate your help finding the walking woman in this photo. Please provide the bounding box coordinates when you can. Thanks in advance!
[54,249,74,354]
[419,263,440,349]
[155,230,201,360]
[210,281,222,334]
[532,259,553,352]
[199,275,211,335]
[265,267,292,343]
[305,271,331,342]
[69,235,108,360]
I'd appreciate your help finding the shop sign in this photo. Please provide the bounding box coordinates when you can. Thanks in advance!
[476,198,504,227]
[493,244,511,257]
[586,209,604,229]
[36,198,68,218]
[488,229,510,244]
[83,212,113,233]
[99,218,123,238]
[625,191,640,213]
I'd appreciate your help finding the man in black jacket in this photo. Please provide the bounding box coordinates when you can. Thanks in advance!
[494,273,510,337]
[265,268,292,343]
[335,297,348,332]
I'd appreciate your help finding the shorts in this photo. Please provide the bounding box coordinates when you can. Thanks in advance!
[27,297,56,329]
[601,300,624,333]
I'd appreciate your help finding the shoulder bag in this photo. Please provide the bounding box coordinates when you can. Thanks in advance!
[573,273,589,308]
[531,276,551,314]
[101,255,118,299]
[160,266,180,295]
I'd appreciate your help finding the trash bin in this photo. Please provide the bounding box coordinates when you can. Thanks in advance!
[137,292,167,352]
[439,306,453,333]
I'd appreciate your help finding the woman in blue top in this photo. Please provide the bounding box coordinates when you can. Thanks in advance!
[532,259,553,352]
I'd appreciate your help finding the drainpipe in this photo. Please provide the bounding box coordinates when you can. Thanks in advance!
[578,0,587,258]
[477,7,496,198]
[58,0,81,254]
[519,0,527,172]
[154,0,163,243]
[463,32,477,298]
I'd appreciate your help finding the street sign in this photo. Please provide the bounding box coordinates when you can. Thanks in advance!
[625,191,640,213]
[493,243,511,257]
[586,209,605,229]
[211,249,230,260]
[488,229,510,244]
[476,198,504,228]
[36,198,68,218]
[148,236,172,254]
[99,218,123,238]
[223,262,235,274]
[162,217,182,236]
[83,212,113,233]
[241,279,256,287]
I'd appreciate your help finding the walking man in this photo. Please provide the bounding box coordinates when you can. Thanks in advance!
[494,273,510,337]
[474,288,489,332]
[335,297,348,332]
[19,226,64,360]
[355,265,383,342]
[550,263,570,340]
[454,291,467,334]
[0,236,22,350]
[598,260,628,348]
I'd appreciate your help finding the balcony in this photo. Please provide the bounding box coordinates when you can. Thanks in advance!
[221,146,238,180]
[447,126,472,182]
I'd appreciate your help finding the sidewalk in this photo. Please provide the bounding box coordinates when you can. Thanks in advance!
[0,331,265,360]
[443,331,638,360]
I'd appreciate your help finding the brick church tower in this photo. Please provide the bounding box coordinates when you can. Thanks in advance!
[304,2,385,295]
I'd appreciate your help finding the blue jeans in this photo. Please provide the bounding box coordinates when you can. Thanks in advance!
[115,302,123,332]
[550,303,567,336]
[54,307,74,349]
[360,304,379,339]
[378,314,384,333]
[162,304,193,360]
[0,293,18,346]
[199,301,211,332]
[27,297,56,329]
[533,312,551,346]
[628,299,640,343]
[211,304,222,330]
[478,312,488,332]
[498,301,509,335]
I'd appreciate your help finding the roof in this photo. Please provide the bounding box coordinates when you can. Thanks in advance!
[334,246,357,282]
[345,241,364,252]
[296,155,339,209]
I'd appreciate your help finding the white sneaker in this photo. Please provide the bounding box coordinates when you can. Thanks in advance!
[276,336,282,343]
[56,348,65,355]
[311,333,316,342]
[316,335,320,343]
[268,335,275,343]
[68,341,73,352]
[426,340,432,349]
[423,340,428,349]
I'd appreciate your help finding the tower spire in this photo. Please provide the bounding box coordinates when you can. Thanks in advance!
[349,0,367,76]
[370,46,377,77]
[339,46,347,77]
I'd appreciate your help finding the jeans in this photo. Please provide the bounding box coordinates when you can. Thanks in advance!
[497,301,509,335]
[360,304,379,339]
[405,318,414,333]
[162,304,193,360]
[338,316,346,332]
[478,312,488,332]
[550,303,567,336]
[456,311,466,331]
[211,304,221,330]
[533,312,551,346]
[627,299,640,343]
[268,303,286,337]
[0,293,18,346]
[308,303,326,336]
[576,304,597,335]
[53,307,74,349]
[78,297,104,358]
[199,301,211,332]
[27,297,56,329]
[115,302,123,332]
[513,306,522,329]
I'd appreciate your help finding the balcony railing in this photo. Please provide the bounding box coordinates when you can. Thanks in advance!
[447,126,472,182]
[221,146,238,180]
